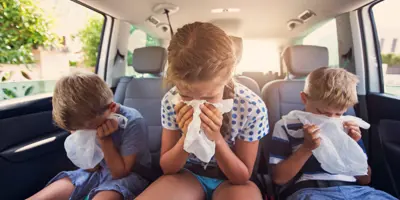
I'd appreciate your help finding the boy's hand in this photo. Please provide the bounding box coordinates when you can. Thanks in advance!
[302,124,321,151]
[97,119,118,140]
[344,121,361,142]
[175,102,193,135]
[200,104,224,144]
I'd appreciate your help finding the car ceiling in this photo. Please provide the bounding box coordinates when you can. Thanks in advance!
[77,0,374,41]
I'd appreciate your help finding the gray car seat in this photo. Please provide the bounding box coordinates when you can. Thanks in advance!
[114,46,169,174]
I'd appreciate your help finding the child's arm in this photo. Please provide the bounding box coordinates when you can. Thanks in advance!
[272,124,321,185]
[344,121,372,185]
[99,137,136,179]
[160,102,192,174]
[159,129,189,174]
[97,119,137,179]
[199,104,259,184]
[355,166,371,185]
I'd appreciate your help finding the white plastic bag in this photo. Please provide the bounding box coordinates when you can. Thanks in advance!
[64,114,128,169]
[282,110,369,176]
[172,96,233,163]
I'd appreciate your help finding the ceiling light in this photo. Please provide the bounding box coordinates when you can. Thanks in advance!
[211,8,240,14]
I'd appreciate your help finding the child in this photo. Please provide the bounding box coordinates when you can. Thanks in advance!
[136,22,268,200]
[269,67,396,200]
[28,73,151,200]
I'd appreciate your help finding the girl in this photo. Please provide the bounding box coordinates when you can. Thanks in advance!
[136,22,269,200]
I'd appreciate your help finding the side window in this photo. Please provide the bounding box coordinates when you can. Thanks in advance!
[373,0,400,96]
[125,25,161,77]
[0,0,104,102]
[299,19,339,67]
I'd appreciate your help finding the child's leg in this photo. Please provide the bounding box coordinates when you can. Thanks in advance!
[92,191,123,200]
[27,177,74,200]
[88,172,149,200]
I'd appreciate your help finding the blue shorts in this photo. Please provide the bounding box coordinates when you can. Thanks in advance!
[287,185,397,200]
[185,170,225,200]
[47,168,149,200]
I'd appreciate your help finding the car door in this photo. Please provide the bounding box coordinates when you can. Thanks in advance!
[357,0,400,198]
[0,1,111,198]
[0,96,75,199]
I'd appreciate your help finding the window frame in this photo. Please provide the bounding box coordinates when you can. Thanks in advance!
[368,0,386,93]
[0,0,111,105]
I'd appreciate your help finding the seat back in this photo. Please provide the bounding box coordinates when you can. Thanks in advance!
[262,45,333,130]
[236,75,261,96]
[114,46,169,170]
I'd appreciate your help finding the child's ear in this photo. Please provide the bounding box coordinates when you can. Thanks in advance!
[109,102,117,113]
[300,92,307,105]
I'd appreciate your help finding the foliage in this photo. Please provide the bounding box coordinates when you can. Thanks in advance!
[69,60,78,67]
[0,0,58,64]
[381,53,400,66]
[77,16,104,67]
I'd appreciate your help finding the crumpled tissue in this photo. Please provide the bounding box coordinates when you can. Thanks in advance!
[172,96,233,163]
[282,110,370,176]
[64,113,128,169]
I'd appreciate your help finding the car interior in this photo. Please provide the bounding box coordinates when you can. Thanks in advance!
[1,0,400,199]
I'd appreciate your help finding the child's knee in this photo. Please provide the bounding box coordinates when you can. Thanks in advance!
[92,190,123,200]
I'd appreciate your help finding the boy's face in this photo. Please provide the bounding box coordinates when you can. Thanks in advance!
[78,102,118,130]
[300,92,347,118]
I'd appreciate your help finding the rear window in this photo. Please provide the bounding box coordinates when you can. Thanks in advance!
[236,40,281,74]
[297,19,339,67]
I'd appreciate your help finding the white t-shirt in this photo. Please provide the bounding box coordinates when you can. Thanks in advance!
[161,82,269,167]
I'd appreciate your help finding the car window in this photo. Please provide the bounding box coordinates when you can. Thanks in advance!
[125,25,161,78]
[236,39,281,74]
[0,0,104,102]
[298,19,339,67]
[372,0,400,96]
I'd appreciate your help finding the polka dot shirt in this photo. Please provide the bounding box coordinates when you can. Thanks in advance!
[161,82,269,166]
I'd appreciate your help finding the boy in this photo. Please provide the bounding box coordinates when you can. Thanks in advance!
[28,73,151,200]
[269,67,396,200]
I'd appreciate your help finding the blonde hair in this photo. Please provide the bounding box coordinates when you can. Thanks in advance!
[166,22,236,84]
[52,73,113,130]
[304,67,359,110]
[166,22,236,136]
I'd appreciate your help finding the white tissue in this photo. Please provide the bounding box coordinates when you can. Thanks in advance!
[282,110,369,176]
[173,97,233,163]
[64,113,128,169]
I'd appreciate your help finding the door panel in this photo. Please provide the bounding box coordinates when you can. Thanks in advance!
[367,93,400,198]
[0,97,75,200]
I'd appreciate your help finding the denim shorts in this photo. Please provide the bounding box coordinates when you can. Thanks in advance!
[48,168,148,200]
[287,185,397,200]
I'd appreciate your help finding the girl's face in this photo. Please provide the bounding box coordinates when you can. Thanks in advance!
[176,77,229,103]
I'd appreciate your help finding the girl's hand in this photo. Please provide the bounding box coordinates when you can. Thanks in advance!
[200,104,224,143]
[97,119,118,140]
[344,121,362,142]
[175,102,194,134]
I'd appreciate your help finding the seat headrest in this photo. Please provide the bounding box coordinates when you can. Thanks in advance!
[132,46,167,74]
[282,45,328,77]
